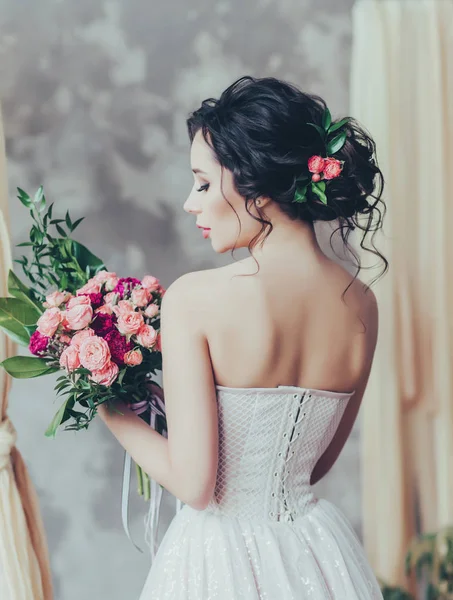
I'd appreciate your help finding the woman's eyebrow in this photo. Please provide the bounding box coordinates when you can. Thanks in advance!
[192,168,208,175]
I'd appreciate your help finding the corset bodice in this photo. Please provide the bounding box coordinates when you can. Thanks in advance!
[205,385,354,523]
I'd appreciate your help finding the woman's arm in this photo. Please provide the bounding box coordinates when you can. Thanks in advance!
[98,272,219,510]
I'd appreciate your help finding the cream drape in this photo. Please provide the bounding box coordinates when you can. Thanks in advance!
[0,106,53,598]
[351,0,453,588]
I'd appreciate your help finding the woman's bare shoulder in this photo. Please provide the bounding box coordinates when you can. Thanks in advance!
[166,266,235,304]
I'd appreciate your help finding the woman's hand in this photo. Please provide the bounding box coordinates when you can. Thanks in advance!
[97,398,128,422]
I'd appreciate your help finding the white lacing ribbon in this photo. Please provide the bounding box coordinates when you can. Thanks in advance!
[278,393,309,520]
[0,418,17,472]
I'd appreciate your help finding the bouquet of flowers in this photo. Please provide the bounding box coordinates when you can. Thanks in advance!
[0,187,166,501]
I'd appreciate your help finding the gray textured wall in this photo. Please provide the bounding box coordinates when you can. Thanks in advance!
[1,1,360,598]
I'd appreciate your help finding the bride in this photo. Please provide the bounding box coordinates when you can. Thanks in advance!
[98,75,386,599]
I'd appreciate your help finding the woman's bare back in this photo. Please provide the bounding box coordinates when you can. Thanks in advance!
[201,253,378,396]
[197,251,378,483]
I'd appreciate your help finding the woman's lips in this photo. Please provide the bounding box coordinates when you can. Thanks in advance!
[197,225,211,239]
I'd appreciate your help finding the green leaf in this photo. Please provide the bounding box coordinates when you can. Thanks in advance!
[0,297,41,325]
[0,356,58,378]
[311,182,328,205]
[0,321,30,346]
[7,270,44,314]
[16,242,34,247]
[71,241,106,275]
[65,210,72,230]
[55,224,67,237]
[327,132,347,155]
[0,298,41,345]
[118,368,127,386]
[71,217,84,231]
[17,188,33,208]
[45,397,73,438]
[60,273,68,290]
[294,185,308,203]
[328,117,349,134]
[23,324,37,336]
[318,181,326,192]
[48,202,54,220]
[322,108,332,131]
[34,186,45,212]
[308,123,326,140]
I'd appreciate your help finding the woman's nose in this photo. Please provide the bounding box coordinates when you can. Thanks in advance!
[183,189,202,215]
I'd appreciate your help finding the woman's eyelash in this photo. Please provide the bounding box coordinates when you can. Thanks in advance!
[196,183,210,192]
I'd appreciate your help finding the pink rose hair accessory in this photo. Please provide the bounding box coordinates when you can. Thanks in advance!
[293,107,349,206]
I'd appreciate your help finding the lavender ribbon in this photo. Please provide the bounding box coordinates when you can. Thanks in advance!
[121,392,182,556]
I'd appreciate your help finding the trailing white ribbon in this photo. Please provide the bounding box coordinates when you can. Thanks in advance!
[121,393,182,557]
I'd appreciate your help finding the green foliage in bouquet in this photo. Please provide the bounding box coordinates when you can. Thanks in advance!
[378,580,414,600]
[0,187,164,434]
[405,526,453,600]
[0,187,165,502]
[0,187,106,379]
[14,187,105,301]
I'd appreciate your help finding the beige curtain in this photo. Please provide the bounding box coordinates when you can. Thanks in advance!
[351,0,453,588]
[0,106,53,598]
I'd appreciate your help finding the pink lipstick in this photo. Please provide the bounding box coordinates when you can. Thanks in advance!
[197,225,211,239]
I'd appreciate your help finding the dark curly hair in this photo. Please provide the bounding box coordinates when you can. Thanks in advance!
[186,76,388,296]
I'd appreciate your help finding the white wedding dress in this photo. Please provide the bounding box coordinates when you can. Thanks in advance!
[139,385,383,599]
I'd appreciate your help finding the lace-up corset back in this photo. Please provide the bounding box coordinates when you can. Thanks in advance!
[206,385,354,523]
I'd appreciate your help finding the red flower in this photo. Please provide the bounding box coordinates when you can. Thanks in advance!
[104,329,133,365]
[307,155,326,174]
[113,277,142,299]
[87,292,103,309]
[29,330,50,355]
[91,312,116,337]
[323,158,343,180]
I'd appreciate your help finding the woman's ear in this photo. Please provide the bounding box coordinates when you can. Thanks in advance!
[255,196,272,209]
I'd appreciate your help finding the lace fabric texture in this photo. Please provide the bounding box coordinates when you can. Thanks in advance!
[139,386,383,599]
[206,387,350,523]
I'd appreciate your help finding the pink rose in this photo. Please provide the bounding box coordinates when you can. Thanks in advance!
[307,155,326,174]
[155,332,162,353]
[93,270,117,284]
[70,328,95,350]
[117,311,144,336]
[116,300,134,312]
[104,292,118,306]
[141,276,160,293]
[67,295,91,309]
[124,349,143,366]
[64,303,93,331]
[136,324,158,348]
[59,345,81,372]
[89,361,119,387]
[95,304,114,315]
[104,274,119,292]
[79,335,111,371]
[59,334,72,344]
[113,300,135,314]
[131,287,150,308]
[37,307,63,337]
[43,290,72,308]
[323,158,343,180]
[144,303,159,319]
[77,279,101,296]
